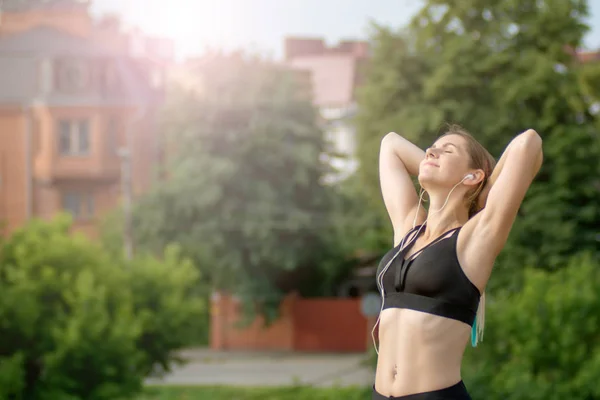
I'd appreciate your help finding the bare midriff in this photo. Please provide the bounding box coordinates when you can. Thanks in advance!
[374,308,471,397]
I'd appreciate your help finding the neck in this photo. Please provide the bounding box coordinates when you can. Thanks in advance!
[423,189,469,237]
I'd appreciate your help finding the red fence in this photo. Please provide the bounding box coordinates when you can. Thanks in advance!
[211,292,374,352]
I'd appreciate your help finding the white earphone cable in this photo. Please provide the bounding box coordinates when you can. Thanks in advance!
[371,174,473,355]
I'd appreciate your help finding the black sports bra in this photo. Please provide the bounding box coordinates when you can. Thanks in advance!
[376,224,481,326]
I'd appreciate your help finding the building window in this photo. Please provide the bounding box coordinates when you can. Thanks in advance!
[62,191,95,220]
[58,120,90,156]
[56,59,91,93]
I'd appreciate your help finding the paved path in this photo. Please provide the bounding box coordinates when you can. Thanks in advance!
[145,348,375,387]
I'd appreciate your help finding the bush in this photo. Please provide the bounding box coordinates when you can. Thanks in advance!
[125,246,205,377]
[100,210,211,347]
[0,216,206,399]
[463,252,600,399]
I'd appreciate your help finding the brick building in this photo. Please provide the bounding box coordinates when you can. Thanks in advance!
[0,0,172,237]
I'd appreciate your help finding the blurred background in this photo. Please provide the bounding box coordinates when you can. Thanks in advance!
[0,0,599,399]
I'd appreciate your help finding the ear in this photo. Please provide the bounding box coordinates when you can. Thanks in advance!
[465,170,487,207]
[465,169,485,187]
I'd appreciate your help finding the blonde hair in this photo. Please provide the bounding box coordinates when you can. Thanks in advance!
[440,124,495,345]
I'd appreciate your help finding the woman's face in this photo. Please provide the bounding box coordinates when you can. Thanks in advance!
[418,134,472,189]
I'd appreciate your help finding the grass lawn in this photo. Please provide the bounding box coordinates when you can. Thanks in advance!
[137,385,372,400]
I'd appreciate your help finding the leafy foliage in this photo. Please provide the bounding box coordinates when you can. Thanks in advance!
[125,246,205,377]
[0,215,205,399]
[463,252,600,399]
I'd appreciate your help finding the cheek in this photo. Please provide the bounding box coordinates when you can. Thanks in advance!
[437,160,468,183]
[444,156,469,172]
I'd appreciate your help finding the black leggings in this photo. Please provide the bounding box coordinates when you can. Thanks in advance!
[372,381,472,400]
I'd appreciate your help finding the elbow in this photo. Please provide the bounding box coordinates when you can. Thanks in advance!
[381,132,399,148]
[513,129,543,160]
[382,131,397,142]
[521,129,543,151]
[517,129,544,171]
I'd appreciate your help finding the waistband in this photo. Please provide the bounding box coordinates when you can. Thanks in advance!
[372,380,470,400]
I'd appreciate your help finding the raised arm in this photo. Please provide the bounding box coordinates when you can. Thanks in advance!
[379,132,427,245]
[474,129,543,256]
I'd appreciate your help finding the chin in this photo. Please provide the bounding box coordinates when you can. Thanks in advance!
[419,173,453,190]
[418,172,436,188]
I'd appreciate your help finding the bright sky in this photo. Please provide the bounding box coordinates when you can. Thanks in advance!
[91,0,600,60]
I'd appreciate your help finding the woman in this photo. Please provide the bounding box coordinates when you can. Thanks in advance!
[372,125,543,399]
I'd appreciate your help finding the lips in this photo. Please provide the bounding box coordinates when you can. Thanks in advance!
[424,161,439,168]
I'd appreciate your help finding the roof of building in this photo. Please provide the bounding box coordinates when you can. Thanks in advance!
[0,26,159,106]
[0,26,113,55]
[0,0,88,12]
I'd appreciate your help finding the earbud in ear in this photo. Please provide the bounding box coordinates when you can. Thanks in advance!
[465,173,475,180]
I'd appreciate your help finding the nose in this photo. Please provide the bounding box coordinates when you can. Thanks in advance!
[425,147,439,159]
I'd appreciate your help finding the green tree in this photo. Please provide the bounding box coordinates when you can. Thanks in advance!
[355,0,600,283]
[303,176,391,297]
[132,53,336,321]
